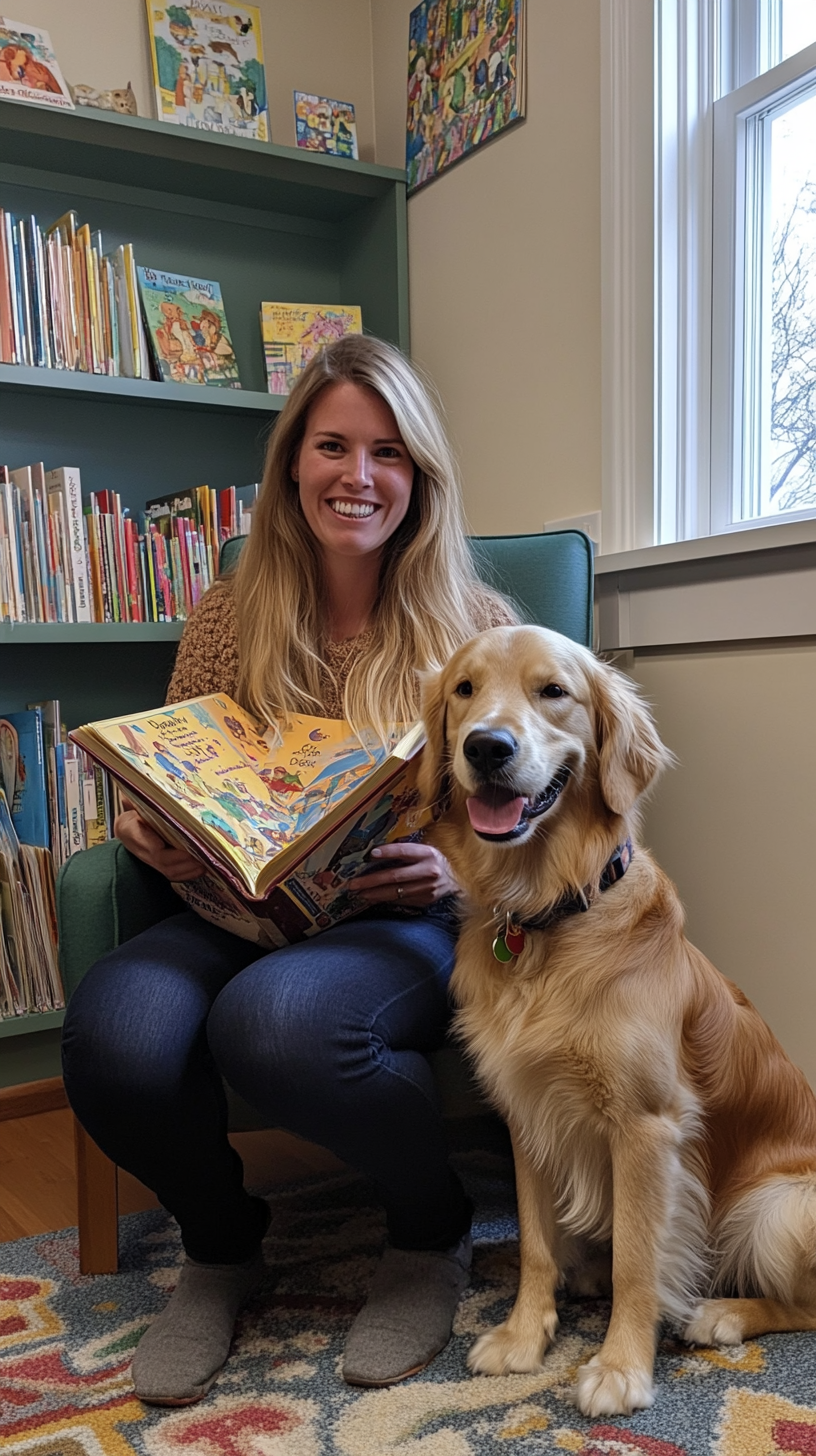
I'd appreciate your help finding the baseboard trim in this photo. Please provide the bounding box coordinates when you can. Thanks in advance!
[0,1076,68,1120]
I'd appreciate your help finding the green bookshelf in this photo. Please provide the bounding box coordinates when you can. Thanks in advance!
[0,98,409,1080]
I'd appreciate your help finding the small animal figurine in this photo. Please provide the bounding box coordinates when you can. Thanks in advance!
[69,81,138,115]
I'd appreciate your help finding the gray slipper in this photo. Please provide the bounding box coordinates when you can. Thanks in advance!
[132,1249,266,1406]
[342,1234,472,1386]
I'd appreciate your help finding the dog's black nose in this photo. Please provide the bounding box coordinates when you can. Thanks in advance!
[463,729,518,777]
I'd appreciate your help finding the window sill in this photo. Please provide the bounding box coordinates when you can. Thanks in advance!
[595,518,816,649]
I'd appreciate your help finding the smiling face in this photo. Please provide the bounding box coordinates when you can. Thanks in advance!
[428,627,599,844]
[293,381,415,569]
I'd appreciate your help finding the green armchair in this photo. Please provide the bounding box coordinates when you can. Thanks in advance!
[57,530,593,1271]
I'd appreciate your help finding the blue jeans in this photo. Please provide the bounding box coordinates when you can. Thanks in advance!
[62,909,472,1263]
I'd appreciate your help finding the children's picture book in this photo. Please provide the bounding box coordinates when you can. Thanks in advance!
[0,785,61,1018]
[137,267,241,388]
[71,695,432,948]
[294,91,358,159]
[0,18,74,110]
[0,709,49,849]
[260,301,362,396]
[145,1,269,140]
[406,0,526,195]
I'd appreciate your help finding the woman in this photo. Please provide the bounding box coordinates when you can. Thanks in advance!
[62,334,517,1406]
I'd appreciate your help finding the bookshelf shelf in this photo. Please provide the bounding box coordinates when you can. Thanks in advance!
[0,1009,65,1040]
[0,363,285,416]
[0,621,185,644]
[1,101,410,1085]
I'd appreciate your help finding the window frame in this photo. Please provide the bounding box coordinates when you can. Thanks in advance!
[601,0,816,556]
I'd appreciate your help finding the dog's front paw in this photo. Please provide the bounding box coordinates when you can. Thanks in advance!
[467,1315,557,1376]
[684,1300,745,1347]
[575,1355,655,1416]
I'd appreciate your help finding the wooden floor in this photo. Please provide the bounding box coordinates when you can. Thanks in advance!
[0,1108,344,1242]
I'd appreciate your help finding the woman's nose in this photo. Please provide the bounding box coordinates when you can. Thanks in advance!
[341,448,373,488]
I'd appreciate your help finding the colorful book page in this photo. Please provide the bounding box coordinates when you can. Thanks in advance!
[406,0,525,195]
[137,267,241,388]
[260,301,362,396]
[90,698,403,882]
[145,1,268,140]
[0,19,74,110]
[294,91,358,159]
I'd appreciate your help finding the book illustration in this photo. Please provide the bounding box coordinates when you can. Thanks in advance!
[70,696,429,935]
[0,18,74,110]
[294,91,358,159]
[137,268,241,388]
[260,301,362,396]
[406,0,526,195]
[146,1,268,141]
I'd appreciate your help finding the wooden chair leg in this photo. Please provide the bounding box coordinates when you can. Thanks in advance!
[73,1115,119,1274]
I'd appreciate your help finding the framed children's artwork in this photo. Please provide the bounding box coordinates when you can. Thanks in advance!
[0,18,74,109]
[294,92,358,160]
[145,1,269,141]
[406,0,526,195]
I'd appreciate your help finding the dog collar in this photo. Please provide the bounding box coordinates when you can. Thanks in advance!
[492,839,634,962]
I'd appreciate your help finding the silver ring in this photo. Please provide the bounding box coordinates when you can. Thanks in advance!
[397,884,404,899]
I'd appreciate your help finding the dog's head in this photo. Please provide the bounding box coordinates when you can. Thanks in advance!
[419,626,671,848]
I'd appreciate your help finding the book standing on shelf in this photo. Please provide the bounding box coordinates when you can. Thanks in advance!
[137,268,241,389]
[261,302,362,396]
[0,20,74,111]
[294,92,359,159]
[71,695,433,949]
[145,0,269,141]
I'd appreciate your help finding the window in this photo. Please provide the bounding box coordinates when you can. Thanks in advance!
[601,0,816,553]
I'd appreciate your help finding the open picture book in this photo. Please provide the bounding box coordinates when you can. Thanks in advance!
[70,696,429,948]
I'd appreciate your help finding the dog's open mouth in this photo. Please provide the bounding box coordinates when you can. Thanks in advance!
[466,766,571,841]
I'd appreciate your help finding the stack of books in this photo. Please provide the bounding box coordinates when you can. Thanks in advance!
[0,208,151,378]
[0,466,256,624]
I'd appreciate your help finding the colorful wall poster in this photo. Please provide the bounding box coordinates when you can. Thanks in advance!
[145,1,269,140]
[406,0,526,195]
[0,18,74,109]
[260,301,362,396]
[137,268,241,388]
[294,91,359,159]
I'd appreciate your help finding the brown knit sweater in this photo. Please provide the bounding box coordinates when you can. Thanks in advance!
[165,580,516,716]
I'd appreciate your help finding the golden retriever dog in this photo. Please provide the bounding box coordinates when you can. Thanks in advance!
[419,624,816,1418]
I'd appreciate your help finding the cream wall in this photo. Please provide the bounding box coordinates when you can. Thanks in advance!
[372,0,602,535]
[631,641,816,1087]
[21,0,377,159]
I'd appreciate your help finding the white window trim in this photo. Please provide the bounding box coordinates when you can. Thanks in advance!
[601,0,816,559]
[711,38,816,532]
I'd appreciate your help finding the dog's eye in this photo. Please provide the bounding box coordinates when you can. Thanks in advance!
[455,680,473,698]
[540,684,566,699]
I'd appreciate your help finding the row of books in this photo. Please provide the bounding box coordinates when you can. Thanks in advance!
[0,464,256,625]
[0,700,96,1016]
[0,201,363,396]
[0,208,152,379]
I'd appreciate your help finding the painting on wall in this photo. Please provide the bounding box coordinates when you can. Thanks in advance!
[406,0,526,195]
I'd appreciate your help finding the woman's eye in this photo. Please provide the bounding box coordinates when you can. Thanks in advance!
[455,680,473,697]
[540,684,565,699]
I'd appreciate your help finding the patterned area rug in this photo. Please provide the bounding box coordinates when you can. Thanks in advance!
[3,1143,816,1455]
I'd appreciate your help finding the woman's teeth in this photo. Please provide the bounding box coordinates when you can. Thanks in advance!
[329,500,376,517]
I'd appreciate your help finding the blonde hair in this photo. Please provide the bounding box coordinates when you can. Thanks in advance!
[232,334,513,735]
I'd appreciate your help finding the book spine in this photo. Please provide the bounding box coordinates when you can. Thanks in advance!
[31,219,53,369]
[45,467,92,622]
[0,210,15,364]
[14,220,33,367]
[62,749,85,857]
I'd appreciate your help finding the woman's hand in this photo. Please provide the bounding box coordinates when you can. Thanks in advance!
[114,797,205,882]
[348,841,461,908]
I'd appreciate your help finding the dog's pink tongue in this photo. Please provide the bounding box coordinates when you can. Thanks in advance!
[466,792,526,834]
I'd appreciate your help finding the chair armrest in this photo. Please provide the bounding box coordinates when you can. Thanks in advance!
[57,839,180,1000]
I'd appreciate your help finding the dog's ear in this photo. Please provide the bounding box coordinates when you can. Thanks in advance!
[589,658,673,815]
[417,665,451,813]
